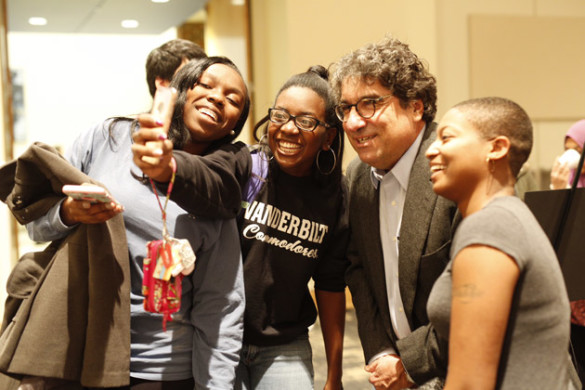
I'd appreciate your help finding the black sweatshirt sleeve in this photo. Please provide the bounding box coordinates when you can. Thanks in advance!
[158,142,252,219]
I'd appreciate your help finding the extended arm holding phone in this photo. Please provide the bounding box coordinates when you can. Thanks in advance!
[132,86,177,182]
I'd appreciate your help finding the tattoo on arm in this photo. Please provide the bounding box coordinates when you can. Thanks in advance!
[453,284,482,304]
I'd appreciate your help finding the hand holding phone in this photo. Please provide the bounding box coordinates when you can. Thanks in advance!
[60,184,123,225]
[559,148,581,170]
[142,86,177,165]
[151,86,176,130]
[62,184,115,204]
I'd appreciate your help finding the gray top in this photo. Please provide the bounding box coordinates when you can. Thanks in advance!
[27,118,245,389]
[427,196,575,389]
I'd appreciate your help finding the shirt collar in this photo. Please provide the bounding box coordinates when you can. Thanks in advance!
[369,125,426,189]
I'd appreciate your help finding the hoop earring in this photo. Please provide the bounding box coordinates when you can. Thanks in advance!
[316,147,337,175]
[258,133,268,145]
[487,156,495,173]
[257,133,273,161]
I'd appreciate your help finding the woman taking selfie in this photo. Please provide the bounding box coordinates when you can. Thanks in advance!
[26,57,250,389]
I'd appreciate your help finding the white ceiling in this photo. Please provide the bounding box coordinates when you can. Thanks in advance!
[7,0,207,35]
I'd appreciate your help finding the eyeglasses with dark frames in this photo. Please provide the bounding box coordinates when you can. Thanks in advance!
[268,108,329,132]
[334,94,394,122]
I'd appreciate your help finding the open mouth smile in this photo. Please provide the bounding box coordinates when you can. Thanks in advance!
[199,106,220,122]
[355,135,374,144]
[277,140,302,154]
[430,165,445,173]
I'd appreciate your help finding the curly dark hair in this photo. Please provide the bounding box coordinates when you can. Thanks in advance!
[168,56,251,151]
[330,35,437,124]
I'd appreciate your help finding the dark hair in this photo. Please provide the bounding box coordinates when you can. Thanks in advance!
[145,39,206,97]
[168,56,250,151]
[453,97,533,177]
[330,35,437,124]
[253,65,344,183]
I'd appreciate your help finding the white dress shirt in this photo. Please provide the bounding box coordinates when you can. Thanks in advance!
[368,128,425,359]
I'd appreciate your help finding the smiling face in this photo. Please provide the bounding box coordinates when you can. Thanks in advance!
[182,63,246,147]
[340,77,424,171]
[425,108,491,203]
[268,86,334,177]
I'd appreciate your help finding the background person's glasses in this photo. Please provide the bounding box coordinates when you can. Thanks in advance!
[335,94,394,122]
[268,108,329,132]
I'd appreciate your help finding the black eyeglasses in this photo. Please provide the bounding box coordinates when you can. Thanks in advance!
[334,94,394,122]
[268,108,329,132]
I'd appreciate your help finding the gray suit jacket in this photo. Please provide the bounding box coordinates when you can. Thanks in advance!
[345,122,459,384]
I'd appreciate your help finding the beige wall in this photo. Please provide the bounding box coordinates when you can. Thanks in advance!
[469,15,585,120]
[249,0,585,186]
[437,0,585,185]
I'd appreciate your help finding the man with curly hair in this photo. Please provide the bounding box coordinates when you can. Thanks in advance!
[330,36,459,389]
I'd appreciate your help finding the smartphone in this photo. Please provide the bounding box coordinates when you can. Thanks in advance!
[559,148,581,170]
[151,86,176,127]
[62,184,115,204]
[142,86,177,165]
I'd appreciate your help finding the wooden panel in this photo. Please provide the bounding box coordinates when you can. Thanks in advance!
[0,0,18,266]
[469,15,585,120]
[177,22,205,50]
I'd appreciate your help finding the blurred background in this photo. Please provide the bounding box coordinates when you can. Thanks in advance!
[1,1,584,387]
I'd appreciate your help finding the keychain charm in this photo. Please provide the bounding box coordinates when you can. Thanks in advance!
[141,157,196,330]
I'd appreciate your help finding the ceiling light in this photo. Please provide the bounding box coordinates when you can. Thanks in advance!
[121,19,139,28]
[151,0,170,3]
[28,17,47,26]
[231,0,245,5]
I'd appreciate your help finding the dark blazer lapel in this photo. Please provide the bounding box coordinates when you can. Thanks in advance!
[352,162,394,333]
[398,123,439,322]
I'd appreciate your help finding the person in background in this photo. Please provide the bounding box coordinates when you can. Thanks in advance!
[549,118,585,389]
[425,96,580,390]
[329,36,458,389]
[550,120,585,191]
[145,38,206,97]
[25,55,250,389]
[132,65,349,390]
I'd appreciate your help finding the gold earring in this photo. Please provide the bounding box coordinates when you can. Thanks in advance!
[487,156,495,173]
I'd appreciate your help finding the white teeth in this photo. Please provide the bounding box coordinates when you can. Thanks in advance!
[430,165,445,173]
[357,136,373,143]
[200,107,218,121]
[278,141,301,151]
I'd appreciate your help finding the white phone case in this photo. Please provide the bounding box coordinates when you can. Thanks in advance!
[62,184,113,203]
